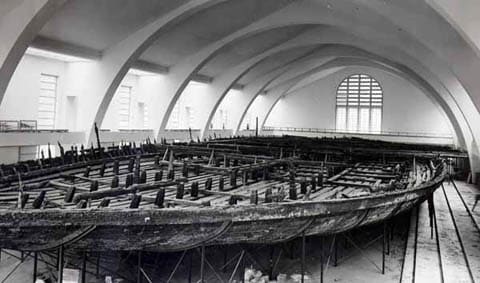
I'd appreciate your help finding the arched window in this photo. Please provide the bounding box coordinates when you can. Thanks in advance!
[335,74,383,133]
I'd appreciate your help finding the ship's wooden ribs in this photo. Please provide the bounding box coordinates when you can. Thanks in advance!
[327,169,351,182]
[328,180,375,188]
[152,159,283,175]
[0,153,158,184]
[72,180,184,203]
[347,172,397,179]
[141,195,210,207]
[49,180,90,192]
[156,145,275,161]
[341,176,388,183]
[60,174,111,186]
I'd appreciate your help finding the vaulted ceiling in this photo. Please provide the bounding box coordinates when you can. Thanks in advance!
[2,0,480,169]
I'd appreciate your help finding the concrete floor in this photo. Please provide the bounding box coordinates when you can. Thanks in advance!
[0,180,478,283]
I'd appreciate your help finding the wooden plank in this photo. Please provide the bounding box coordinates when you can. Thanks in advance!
[434,188,471,282]
[452,181,480,231]
[414,202,442,283]
[442,183,480,281]
[400,208,417,283]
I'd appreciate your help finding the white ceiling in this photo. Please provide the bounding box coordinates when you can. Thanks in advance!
[0,0,22,19]
[139,0,292,67]
[28,0,480,103]
[238,46,318,85]
[39,0,188,50]
[198,25,313,78]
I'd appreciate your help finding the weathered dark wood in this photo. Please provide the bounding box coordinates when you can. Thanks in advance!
[0,136,450,253]
[72,180,182,203]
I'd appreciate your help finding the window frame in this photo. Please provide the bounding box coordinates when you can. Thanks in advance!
[38,73,59,130]
[335,74,383,133]
[117,85,132,129]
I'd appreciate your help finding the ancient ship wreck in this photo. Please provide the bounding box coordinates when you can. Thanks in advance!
[0,135,458,253]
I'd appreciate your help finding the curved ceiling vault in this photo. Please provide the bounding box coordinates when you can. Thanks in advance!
[232,45,466,145]
[2,0,480,170]
[259,60,459,143]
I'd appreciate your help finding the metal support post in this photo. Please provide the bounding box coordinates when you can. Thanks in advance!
[320,236,324,283]
[188,250,193,283]
[96,254,100,278]
[301,232,306,283]
[137,250,142,283]
[200,245,205,283]
[33,252,38,283]
[81,251,87,283]
[382,223,386,274]
[57,245,64,283]
[269,245,275,280]
[334,235,338,267]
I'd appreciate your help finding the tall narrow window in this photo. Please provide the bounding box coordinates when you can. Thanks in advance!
[243,112,253,130]
[169,102,180,129]
[336,74,383,133]
[215,109,228,129]
[143,104,149,129]
[38,74,58,129]
[185,106,195,128]
[117,85,132,129]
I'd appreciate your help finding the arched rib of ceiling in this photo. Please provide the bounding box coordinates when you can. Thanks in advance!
[182,26,469,153]
[233,45,468,149]
[259,59,461,147]
[82,0,229,143]
[0,0,67,105]
[53,0,480,174]
[137,1,480,172]
[232,45,395,135]
[2,0,480,170]
[86,0,294,143]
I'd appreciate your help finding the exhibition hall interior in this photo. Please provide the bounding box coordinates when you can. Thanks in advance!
[0,1,479,282]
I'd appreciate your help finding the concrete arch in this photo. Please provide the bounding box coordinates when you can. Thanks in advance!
[81,0,480,171]
[72,0,229,143]
[259,60,462,146]
[193,31,468,152]
[234,46,468,142]
[0,0,67,104]
[233,45,391,135]
[145,2,480,168]
[2,0,479,172]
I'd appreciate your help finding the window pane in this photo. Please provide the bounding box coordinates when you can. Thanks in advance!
[371,108,382,132]
[117,85,132,129]
[359,108,370,132]
[336,74,383,133]
[38,74,57,129]
[347,107,358,132]
[336,107,346,131]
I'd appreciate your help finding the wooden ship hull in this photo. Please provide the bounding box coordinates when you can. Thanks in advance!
[0,136,452,252]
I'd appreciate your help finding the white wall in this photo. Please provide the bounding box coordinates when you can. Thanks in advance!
[211,89,243,130]
[0,54,67,125]
[265,67,455,140]
[0,53,159,163]
[102,74,138,130]
[166,81,211,130]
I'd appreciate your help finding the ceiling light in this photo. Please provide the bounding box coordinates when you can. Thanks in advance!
[128,68,160,76]
[25,47,91,62]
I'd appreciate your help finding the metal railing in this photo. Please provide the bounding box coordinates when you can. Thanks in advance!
[118,129,154,132]
[100,129,154,132]
[262,126,453,139]
[0,120,37,132]
[0,120,70,133]
[164,128,201,132]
